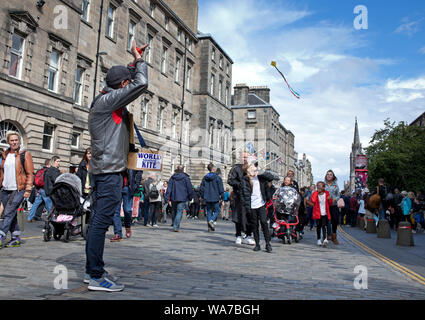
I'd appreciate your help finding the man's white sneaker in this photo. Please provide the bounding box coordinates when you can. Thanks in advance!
[242,236,255,245]
[317,239,323,246]
[235,236,242,245]
[323,239,329,246]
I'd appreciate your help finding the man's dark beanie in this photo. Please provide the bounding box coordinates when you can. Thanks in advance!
[106,66,131,86]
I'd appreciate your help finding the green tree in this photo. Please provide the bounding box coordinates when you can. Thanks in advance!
[366,119,425,193]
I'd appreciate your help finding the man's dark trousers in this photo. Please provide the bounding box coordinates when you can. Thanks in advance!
[86,173,123,279]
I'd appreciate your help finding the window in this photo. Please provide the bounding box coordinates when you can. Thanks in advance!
[218,80,223,101]
[184,117,190,143]
[226,62,230,75]
[247,110,256,119]
[128,21,135,51]
[146,34,153,64]
[150,1,155,17]
[141,98,148,128]
[157,107,164,133]
[71,132,80,148]
[73,67,84,105]
[161,46,168,74]
[219,56,223,68]
[9,33,25,79]
[212,47,215,61]
[177,29,182,42]
[186,64,192,90]
[81,0,90,21]
[42,123,54,152]
[165,16,169,30]
[106,4,115,38]
[209,122,214,147]
[210,74,215,95]
[188,39,192,51]
[225,86,229,105]
[175,57,180,83]
[48,50,61,92]
[172,112,177,138]
[170,157,175,174]
[0,121,23,149]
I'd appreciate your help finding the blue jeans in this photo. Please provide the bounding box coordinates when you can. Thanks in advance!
[306,207,314,228]
[379,205,387,220]
[206,201,221,224]
[0,190,24,238]
[172,201,187,231]
[85,173,122,279]
[28,189,52,221]
[113,186,133,237]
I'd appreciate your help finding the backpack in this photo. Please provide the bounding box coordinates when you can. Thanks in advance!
[149,183,159,199]
[337,198,345,208]
[35,168,47,188]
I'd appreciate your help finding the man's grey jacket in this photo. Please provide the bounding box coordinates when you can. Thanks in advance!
[89,60,148,175]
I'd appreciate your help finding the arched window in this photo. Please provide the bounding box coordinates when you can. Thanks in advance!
[0,121,24,149]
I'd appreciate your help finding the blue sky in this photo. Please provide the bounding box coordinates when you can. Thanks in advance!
[198,0,425,189]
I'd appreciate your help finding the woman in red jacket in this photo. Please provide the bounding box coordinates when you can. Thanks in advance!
[307,181,333,246]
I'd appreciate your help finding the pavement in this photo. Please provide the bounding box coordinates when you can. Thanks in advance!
[1,212,425,300]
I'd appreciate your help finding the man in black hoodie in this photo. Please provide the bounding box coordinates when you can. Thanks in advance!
[44,156,61,197]
[164,165,195,232]
[228,152,255,246]
[200,163,224,232]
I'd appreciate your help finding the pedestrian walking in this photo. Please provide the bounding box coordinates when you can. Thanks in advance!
[200,163,224,232]
[43,156,62,197]
[189,186,201,220]
[27,159,51,222]
[222,187,231,220]
[307,181,332,246]
[286,170,299,192]
[241,162,274,253]
[376,178,391,221]
[0,131,34,248]
[147,173,162,227]
[164,165,195,232]
[228,153,255,246]
[324,170,340,244]
[111,169,142,241]
[349,191,359,227]
[305,184,316,231]
[84,40,148,292]
[76,147,93,199]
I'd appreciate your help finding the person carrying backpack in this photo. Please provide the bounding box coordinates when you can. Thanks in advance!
[27,159,51,222]
[147,173,162,227]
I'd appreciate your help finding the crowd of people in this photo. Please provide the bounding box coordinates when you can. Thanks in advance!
[1,40,424,294]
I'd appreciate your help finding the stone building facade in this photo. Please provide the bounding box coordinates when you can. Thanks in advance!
[0,0,233,186]
[231,84,313,184]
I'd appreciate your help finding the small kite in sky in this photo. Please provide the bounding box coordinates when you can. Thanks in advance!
[271,61,300,99]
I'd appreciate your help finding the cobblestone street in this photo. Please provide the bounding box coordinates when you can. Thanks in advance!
[1,214,424,300]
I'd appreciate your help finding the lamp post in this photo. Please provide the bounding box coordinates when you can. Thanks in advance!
[179,35,188,165]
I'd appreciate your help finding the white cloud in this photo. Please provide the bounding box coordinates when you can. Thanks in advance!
[420,46,425,54]
[394,19,423,37]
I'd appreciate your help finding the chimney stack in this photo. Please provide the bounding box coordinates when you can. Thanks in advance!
[233,83,249,106]
[249,86,270,103]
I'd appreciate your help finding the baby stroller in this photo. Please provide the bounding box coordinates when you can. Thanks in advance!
[43,173,91,242]
[271,186,301,244]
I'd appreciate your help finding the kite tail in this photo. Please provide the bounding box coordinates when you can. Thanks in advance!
[275,67,300,99]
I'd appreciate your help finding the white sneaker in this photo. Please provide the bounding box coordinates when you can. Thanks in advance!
[412,230,416,234]
[213,221,217,226]
[153,224,159,228]
[317,239,322,246]
[242,236,255,245]
[235,236,242,245]
[323,239,329,246]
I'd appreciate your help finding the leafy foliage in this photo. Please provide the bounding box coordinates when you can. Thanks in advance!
[365,119,425,193]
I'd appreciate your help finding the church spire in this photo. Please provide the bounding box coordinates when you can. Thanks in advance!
[354,117,360,146]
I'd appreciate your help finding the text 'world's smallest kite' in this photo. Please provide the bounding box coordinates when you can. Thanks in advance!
[271,61,300,99]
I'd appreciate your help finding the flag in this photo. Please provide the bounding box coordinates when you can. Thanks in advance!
[277,158,282,165]
[265,152,271,161]
[246,142,255,154]
[259,149,265,159]
[271,61,300,99]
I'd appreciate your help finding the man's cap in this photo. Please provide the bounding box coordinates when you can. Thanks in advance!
[106,66,131,86]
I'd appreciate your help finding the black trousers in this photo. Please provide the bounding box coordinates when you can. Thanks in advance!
[250,205,271,245]
[316,216,329,240]
[329,205,339,234]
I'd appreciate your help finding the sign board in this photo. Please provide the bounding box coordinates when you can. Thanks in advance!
[355,154,367,169]
[128,149,163,172]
